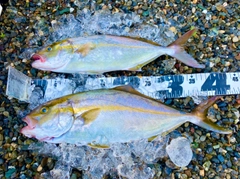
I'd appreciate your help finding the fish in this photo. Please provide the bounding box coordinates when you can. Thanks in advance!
[20,86,232,148]
[31,29,205,74]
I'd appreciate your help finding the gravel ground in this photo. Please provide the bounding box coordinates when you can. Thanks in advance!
[0,0,239,178]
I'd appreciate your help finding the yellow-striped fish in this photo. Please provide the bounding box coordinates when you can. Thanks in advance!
[31,29,205,74]
[20,86,231,148]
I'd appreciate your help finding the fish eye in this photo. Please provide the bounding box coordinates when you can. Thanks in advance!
[41,107,48,113]
[47,47,52,51]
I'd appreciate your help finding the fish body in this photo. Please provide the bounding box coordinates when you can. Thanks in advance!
[31,29,205,74]
[21,86,231,148]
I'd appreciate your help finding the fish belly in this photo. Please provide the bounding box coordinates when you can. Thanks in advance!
[61,36,165,73]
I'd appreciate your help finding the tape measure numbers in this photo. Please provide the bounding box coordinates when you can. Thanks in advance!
[6,67,240,102]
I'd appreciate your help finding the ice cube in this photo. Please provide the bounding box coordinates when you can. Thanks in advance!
[166,137,193,167]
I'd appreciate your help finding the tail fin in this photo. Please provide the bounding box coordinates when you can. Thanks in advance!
[167,28,205,69]
[190,96,232,134]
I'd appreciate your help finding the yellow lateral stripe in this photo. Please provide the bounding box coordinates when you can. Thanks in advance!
[73,105,183,117]
[60,43,152,51]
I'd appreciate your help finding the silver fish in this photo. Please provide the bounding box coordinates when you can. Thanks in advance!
[21,86,231,148]
[31,29,205,74]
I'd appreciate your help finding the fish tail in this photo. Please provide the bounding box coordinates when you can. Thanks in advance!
[190,96,232,134]
[167,28,205,69]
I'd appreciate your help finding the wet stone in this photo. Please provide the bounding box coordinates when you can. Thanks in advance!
[217,154,225,163]
[200,135,206,141]
[211,157,220,164]
[232,36,239,42]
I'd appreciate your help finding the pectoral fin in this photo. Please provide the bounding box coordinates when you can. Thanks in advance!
[80,108,101,125]
[75,43,96,56]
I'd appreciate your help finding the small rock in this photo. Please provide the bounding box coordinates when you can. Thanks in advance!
[225,61,231,67]
[199,169,205,176]
[192,7,196,13]
[203,161,211,171]
[229,136,236,143]
[202,9,208,14]
[232,36,239,42]
[213,104,219,109]
[169,26,177,34]
[192,0,197,4]
[219,148,227,154]
[37,165,43,172]
[235,54,240,60]
[216,3,223,11]
[200,135,206,141]
[3,111,9,117]
[70,8,74,13]
[217,154,225,163]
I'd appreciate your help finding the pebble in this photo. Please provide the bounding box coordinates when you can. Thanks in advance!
[213,144,220,149]
[229,136,236,143]
[199,135,206,141]
[169,26,177,34]
[232,36,239,42]
[3,111,9,117]
[202,9,208,14]
[192,7,196,13]
[37,165,43,172]
[203,161,211,171]
[217,155,225,163]
[219,148,227,154]
[199,169,204,176]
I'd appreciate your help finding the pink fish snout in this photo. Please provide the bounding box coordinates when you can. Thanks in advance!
[31,54,46,63]
[20,116,37,138]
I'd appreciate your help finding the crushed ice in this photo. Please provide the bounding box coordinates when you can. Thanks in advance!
[29,135,172,179]
[19,8,174,59]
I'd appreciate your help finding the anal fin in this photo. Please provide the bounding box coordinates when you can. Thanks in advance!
[148,135,158,142]
[88,143,110,149]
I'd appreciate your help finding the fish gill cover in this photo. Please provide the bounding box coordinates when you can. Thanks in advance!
[19,7,195,179]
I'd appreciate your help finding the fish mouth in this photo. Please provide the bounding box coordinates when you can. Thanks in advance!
[20,116,38,137]
[22,116,38,129]
[20,116,54,141]
[31,54,46,62]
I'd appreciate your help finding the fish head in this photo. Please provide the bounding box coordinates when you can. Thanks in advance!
[20,98,75,142]
[31,39,72,71]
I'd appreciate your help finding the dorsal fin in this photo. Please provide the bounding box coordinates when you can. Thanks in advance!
[113,85,159,102]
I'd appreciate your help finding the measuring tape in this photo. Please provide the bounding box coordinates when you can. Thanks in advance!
[6,67,240,102]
